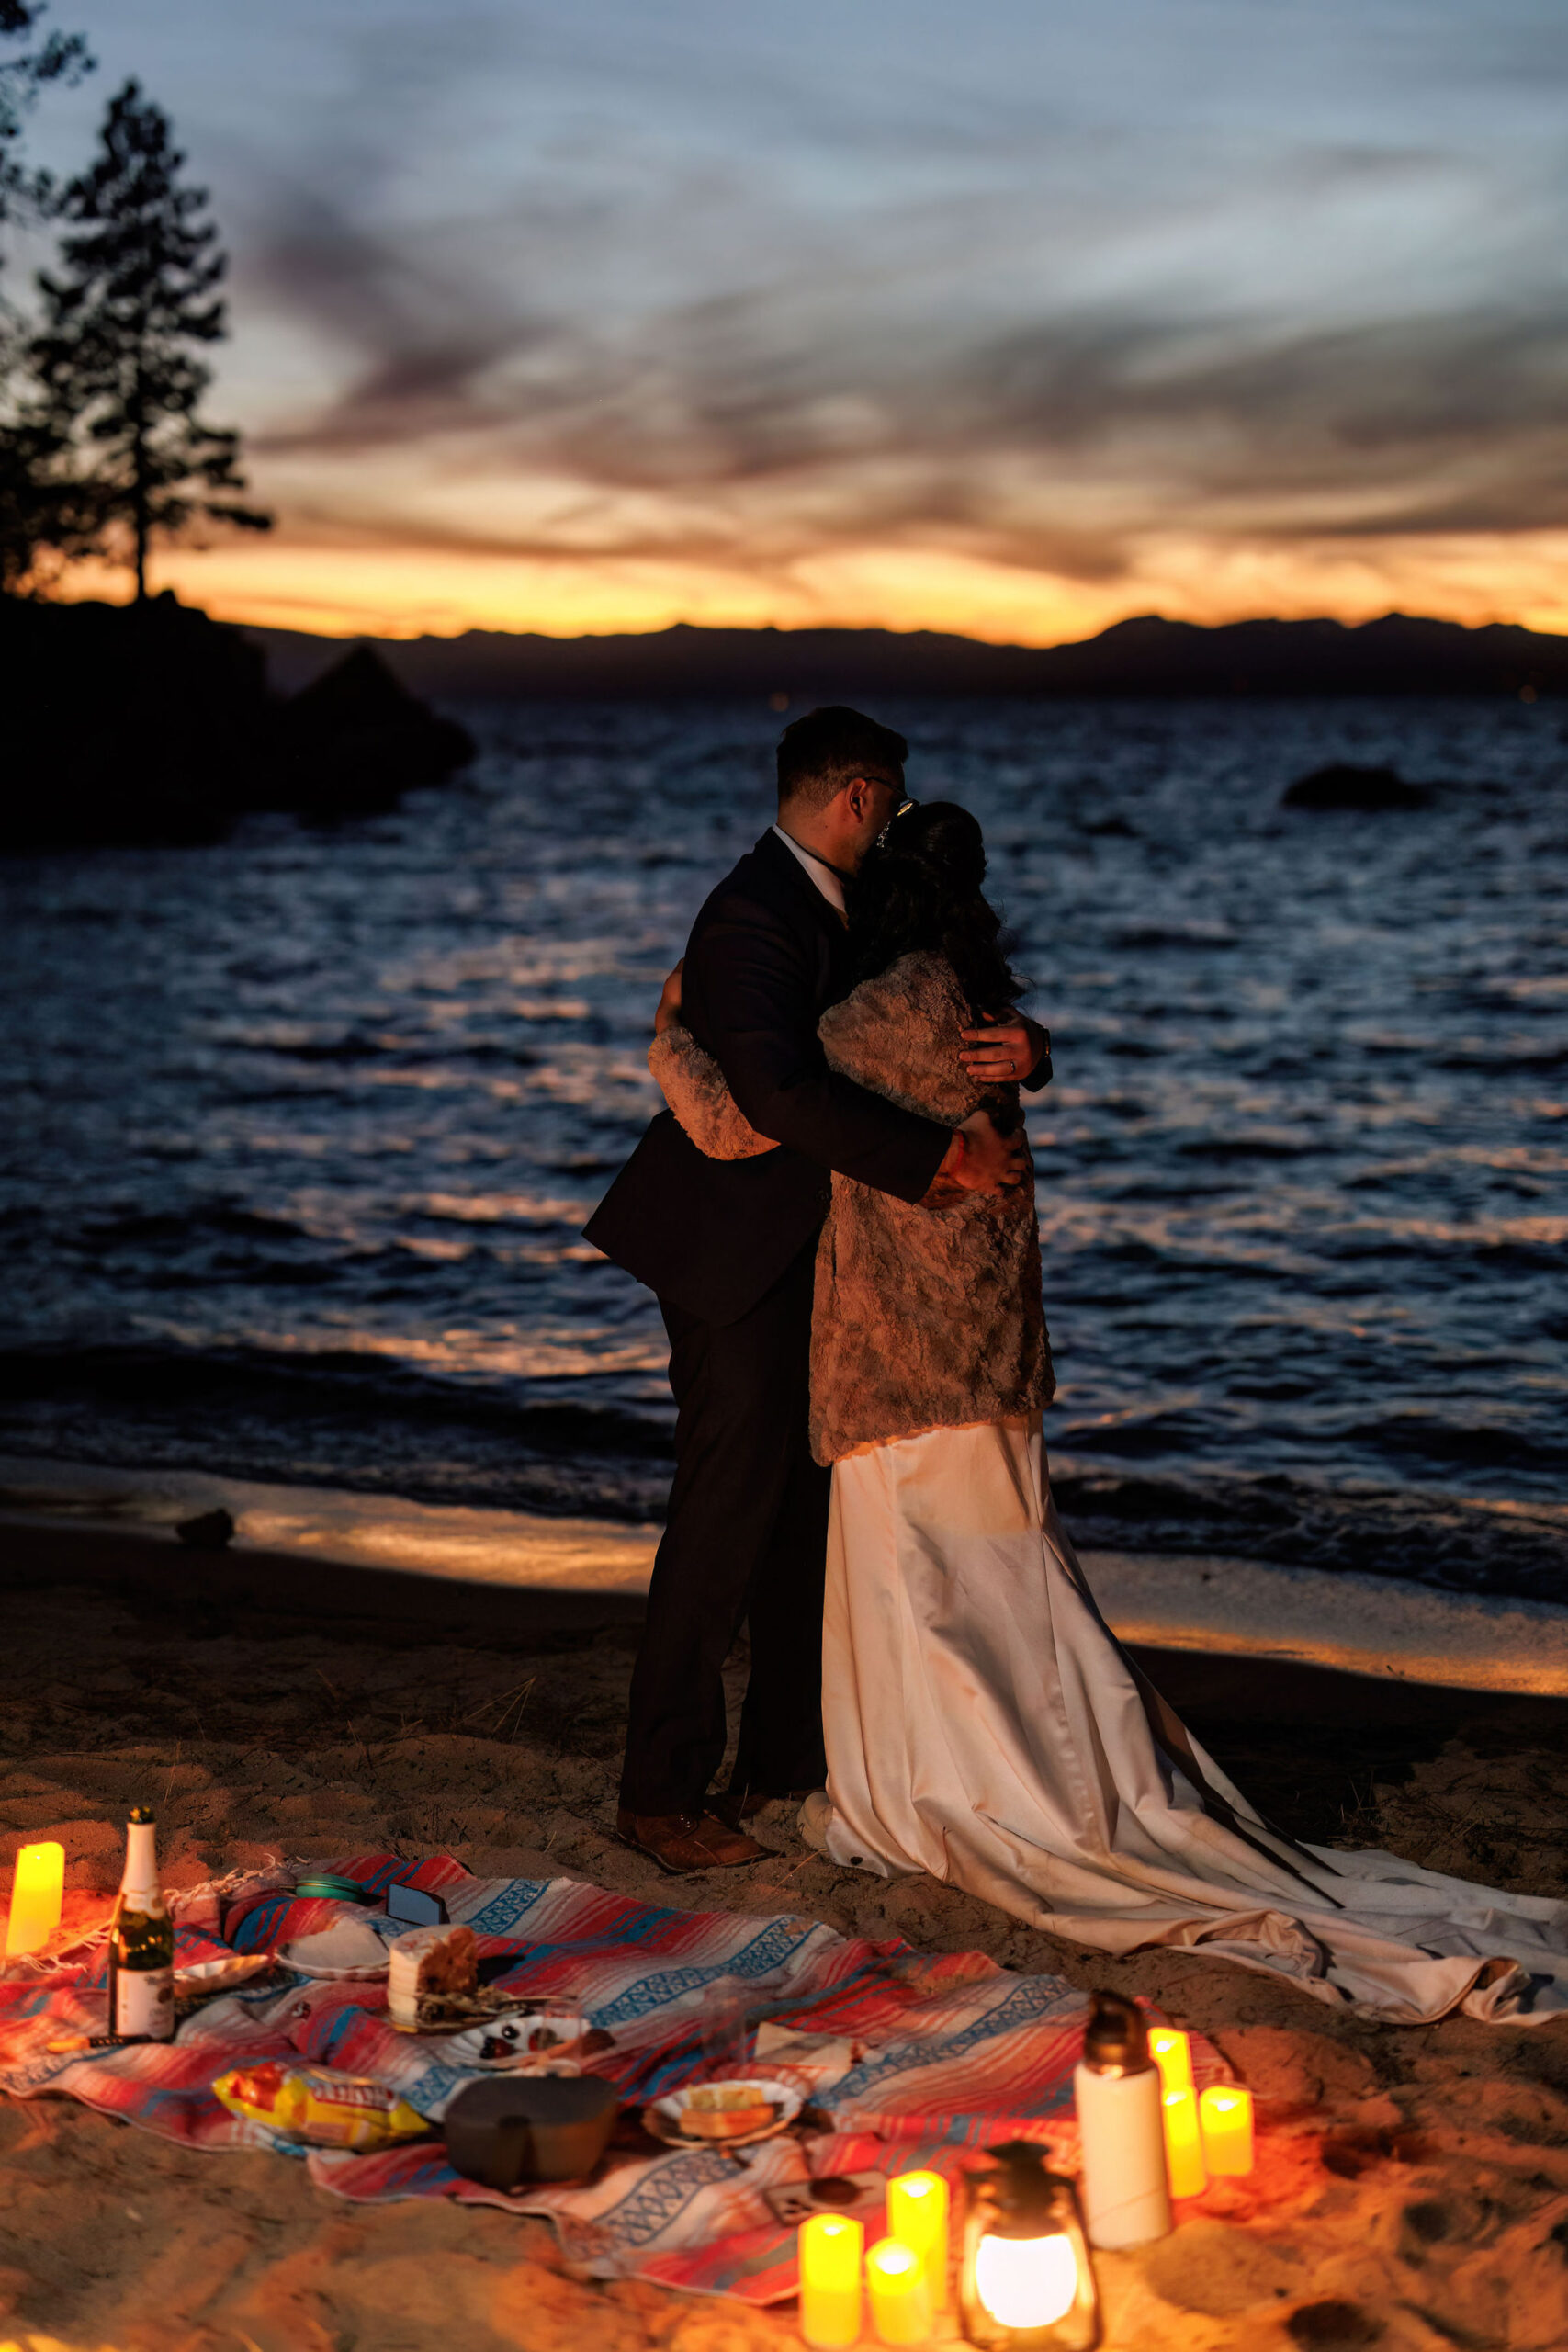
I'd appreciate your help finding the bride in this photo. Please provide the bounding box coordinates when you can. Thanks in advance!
[651,798,1568,2025]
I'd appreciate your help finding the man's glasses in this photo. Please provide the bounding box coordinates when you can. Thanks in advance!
[874,795,917,848]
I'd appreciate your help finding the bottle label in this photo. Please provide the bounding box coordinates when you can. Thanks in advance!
[113,1966,175,2040]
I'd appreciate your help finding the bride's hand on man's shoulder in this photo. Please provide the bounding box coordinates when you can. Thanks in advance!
[653,959,685,1036]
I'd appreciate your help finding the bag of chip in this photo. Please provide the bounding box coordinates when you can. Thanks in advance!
[214,2059,431,2152]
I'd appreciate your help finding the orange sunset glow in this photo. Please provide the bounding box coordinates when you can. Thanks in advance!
[57,529,1568,649]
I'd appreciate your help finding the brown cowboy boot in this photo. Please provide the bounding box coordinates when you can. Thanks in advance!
[615,1808,771,1875]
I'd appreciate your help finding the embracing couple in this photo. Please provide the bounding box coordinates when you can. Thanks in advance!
[587,706,1568,2024]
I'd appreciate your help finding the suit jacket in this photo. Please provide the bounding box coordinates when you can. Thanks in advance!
[583,828,953,1322]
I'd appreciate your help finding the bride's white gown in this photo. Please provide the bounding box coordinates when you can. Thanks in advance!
[818,1413,1568,2024]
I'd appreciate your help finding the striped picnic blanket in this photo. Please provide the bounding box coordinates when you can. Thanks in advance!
[0,1854,1224,2302]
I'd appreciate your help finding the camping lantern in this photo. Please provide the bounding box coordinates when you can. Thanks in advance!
[959,2142,1100,2352]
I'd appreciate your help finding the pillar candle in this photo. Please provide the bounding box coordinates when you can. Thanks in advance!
[1199,2085,1254,2176]
[799,2214,863,2350]
[887,2170,950,2309]
[1162,2087,1208,2199]
[5,1841,64,1957]
[866,2236,932,2346]
[1148,2027,1192,2096]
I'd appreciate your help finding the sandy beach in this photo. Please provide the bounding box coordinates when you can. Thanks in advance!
[2,1526,1566,2352]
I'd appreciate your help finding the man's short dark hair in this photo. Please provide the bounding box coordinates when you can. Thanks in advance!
[776,706,908,814]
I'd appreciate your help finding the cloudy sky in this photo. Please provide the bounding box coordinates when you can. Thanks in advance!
[21,0,1568,640]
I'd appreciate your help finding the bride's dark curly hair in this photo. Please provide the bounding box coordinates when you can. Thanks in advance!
[849,800,1024,1018]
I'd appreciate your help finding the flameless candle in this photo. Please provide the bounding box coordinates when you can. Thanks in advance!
[1199,2085,1254,2176]
[1148,2027,1192,2096]
[5,1841,63,1957]
[799,2214,863,2350]
[888,2170,950,2309]
[866,2236,932,2346]
[1162,2087,1208,2199]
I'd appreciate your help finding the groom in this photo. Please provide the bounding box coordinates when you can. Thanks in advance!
[584,706,1050,1872]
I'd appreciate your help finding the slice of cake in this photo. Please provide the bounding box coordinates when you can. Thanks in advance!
[680,2084,777,2140]
[388,1923,478,2027]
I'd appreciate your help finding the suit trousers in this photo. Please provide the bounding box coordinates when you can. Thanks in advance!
[618,1235,830,1816]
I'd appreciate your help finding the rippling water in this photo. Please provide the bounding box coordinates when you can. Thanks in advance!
[2,696,1565,1602]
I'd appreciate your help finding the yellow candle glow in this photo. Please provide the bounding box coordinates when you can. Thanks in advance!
[799,2214,863,2350]
[887,2169,950,2309]
[1148,2027,1193,2096]
[866,2236,932,2346]
[5,1841,64,1958]
[1199,2084,1255,2176]
[1162,2087,1208,2199]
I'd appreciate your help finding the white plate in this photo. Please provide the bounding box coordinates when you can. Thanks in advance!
[175,1953,277,1992]
[643,2078,802,2151]
[438,2013,595,2068]
[281,1920,391,1980]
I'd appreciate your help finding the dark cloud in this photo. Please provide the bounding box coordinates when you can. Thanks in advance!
[248,253,1568,562]
[47,0,1568,590]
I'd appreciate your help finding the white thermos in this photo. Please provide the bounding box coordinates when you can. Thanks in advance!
[1073,1989,1173,2249]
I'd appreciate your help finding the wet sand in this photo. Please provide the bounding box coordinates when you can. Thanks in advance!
[2,1529,1566,2352]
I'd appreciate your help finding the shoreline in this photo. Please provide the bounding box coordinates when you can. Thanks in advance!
[3,1451,1565,1698]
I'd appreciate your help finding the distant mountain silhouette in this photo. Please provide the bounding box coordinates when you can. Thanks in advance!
[245,611,1568,704]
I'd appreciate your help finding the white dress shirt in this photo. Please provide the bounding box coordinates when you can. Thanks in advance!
[772,823,848,921]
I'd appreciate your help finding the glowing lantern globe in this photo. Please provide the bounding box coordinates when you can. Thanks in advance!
[959,2142,1100,2352]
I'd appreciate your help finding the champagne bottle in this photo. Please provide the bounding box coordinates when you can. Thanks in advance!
[107,1806,175,2041]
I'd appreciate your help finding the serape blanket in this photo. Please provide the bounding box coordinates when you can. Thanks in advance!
[0,1854,1225,2303]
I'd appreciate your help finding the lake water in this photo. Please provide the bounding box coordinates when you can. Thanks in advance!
[2,695,1565,1605]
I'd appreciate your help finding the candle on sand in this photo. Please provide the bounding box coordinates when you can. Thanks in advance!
[799,2214,863,2349]
[888,2170,950,2308]
[1148,2027,1192,2096]
[867,2237,932,2346]
[1162,2087,1208,2199]
[5,1841,63,1957]
[1199,2085,1255,2176]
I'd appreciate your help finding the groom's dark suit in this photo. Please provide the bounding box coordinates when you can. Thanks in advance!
[585,827,952,1815]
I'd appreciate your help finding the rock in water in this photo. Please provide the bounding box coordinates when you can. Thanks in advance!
[271,646,476,817]
[1282,763,1432,811]
[175,1507,235,1550]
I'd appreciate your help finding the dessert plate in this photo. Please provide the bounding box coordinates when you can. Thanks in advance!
[643,2078,802,2150]
[437,2011,603,2067]
[281,1919,392,1980]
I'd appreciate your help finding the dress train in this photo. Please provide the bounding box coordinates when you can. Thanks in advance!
[818,1415,1568,2023]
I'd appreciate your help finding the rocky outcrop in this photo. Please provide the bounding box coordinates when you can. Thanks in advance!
[0,595,475,851]
[265,645,477,819]
[1281,763,1433,811]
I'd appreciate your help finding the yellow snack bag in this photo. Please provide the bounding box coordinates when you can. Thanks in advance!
[214,2059,431,2152]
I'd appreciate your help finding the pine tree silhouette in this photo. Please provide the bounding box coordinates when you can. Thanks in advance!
[0,4,92,594]
[0,0,92,249]
[31,77,270,600]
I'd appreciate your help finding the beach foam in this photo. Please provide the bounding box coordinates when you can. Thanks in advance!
[2,1455,1562,1698]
